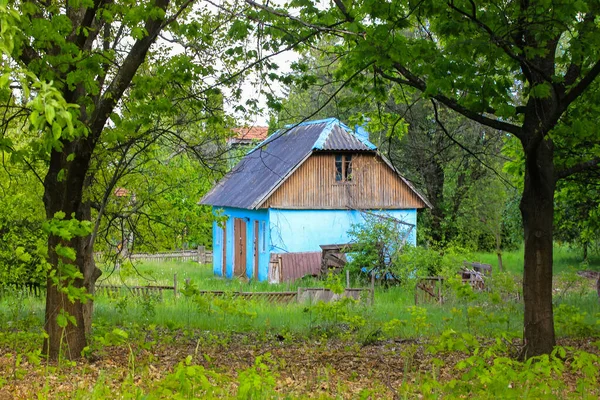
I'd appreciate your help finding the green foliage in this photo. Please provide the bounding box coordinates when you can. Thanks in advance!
[345,214,421,284]
[0,163,47,289]
[152,355,228,399]
[236,354,278,399]
[554,304,600,338]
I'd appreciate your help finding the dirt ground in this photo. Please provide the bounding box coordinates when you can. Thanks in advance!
[1,331,599,399]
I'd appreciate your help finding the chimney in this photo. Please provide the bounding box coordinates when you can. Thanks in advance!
[354,118,370,142]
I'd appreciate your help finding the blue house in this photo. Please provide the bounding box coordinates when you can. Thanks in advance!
[200,118,431,282]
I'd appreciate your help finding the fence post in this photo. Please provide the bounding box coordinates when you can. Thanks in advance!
[346,270,350,288]
[198,246,205,264]
[173,273,178,300]
[370,272,375,305]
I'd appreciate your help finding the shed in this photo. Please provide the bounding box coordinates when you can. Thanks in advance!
[200,118,431,282]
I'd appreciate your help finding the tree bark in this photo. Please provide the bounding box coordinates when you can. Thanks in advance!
[519,136,556,358]
[42,140,95,360]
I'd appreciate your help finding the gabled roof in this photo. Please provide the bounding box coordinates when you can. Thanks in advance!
[200,118,429,209]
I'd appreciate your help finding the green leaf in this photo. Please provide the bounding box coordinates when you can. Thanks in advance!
[530,83,552,99]
[45,103,56,124]
[56,312,68,328]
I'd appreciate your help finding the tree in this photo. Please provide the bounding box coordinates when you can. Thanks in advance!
[0,0,255,360]
[245,0,600,357]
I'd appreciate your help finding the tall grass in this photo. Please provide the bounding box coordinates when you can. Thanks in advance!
[471,243,600,274]
[2,246,597,343]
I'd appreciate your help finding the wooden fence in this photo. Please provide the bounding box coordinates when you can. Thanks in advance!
[95,279,373,305]
[414,275,522,305]
[95,247,213,264]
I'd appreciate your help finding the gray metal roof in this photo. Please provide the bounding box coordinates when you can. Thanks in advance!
[200,118,382,209]
[320,124,371,151]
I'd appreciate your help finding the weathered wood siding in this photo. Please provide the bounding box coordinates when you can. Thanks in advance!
[261,153,426,209]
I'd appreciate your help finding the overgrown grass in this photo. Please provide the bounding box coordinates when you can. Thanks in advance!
[472,243,600,274]
[2,247,600,399]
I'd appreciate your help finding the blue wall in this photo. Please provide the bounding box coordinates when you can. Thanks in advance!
[269,208,417,253]
[212,207,417,281]
[212,207,270,281]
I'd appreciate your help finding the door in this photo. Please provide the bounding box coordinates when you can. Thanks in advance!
[222,223,227,277]
[254,220,259,279]
[234,218,247,277]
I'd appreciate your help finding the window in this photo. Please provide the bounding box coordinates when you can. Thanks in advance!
[335,154,353,182]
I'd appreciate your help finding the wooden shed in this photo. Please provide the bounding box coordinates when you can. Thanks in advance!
[200,118,431,282]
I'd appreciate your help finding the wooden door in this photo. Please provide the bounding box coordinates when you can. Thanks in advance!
[234,218,247,277]
[253,220,259,279]
[222,224,227,277]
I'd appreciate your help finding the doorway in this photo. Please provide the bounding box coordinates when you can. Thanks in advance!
[234,218,247,277]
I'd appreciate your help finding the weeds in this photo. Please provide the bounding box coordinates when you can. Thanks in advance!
[2,252,600,398]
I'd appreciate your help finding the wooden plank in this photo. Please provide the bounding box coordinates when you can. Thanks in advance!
[261,153,427,209]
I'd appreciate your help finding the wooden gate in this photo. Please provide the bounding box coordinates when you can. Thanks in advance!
[234,218,247,277]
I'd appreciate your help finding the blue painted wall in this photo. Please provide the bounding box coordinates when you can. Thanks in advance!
[212,207,270,281]
[212,207,417,281]
[269,208,417,253]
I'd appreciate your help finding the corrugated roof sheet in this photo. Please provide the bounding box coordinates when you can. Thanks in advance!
[321,124,371,151]
[200,118,386,209]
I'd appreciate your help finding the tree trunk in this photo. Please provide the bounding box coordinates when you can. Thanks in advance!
[583,241,588,262]
[42,141,98,360]
[519,137,556,358]
[425,160,445,244]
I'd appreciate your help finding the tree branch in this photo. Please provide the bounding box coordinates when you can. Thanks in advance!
[555,157,600,182]
[333,0,354,22]
[380,64,523,137]
[90,0,172,139]
[446,0,553,84]
[561,59,600,110]
[431,100,515,189]
[245,0,362,36]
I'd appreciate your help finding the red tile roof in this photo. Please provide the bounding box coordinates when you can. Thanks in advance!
[231,126,269,141]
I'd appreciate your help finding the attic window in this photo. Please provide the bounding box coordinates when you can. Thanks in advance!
[335,154,353,182]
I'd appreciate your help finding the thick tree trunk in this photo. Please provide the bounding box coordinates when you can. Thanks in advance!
[42,236,89,360]
[42,142,98,360]
[519,137,556,358]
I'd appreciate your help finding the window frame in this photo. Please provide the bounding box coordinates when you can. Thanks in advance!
[335,154,353,182]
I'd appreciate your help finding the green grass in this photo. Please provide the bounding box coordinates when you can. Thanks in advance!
[97,259,328,292]
[2,246,598,344]
[471,243,600,274]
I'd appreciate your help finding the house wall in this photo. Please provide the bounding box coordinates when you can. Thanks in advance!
[269,208,417,253]
[261,153,426,209]
[212,207,271,281]
[212,207,418,283]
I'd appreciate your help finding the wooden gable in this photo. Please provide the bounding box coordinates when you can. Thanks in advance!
[259,153,428,209]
